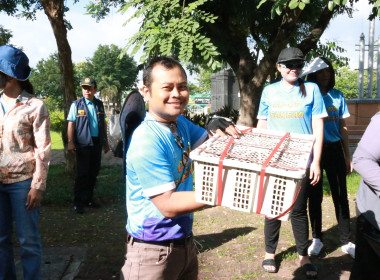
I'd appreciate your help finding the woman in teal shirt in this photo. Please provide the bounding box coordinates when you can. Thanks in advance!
[306,57,355,259]
[257,47,326,279]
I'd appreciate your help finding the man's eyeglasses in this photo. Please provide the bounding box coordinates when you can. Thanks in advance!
[279,62,305,69]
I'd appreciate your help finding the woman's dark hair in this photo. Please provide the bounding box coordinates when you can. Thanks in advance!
[306,57,335,92]
[18,79,34,95]
[298,78,306,97]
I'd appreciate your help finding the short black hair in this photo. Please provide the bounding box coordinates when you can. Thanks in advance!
[142,56,187,89]
[306,57,335,92]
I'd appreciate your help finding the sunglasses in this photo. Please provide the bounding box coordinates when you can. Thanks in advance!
[170,123,190,168]
[279,62,305,69]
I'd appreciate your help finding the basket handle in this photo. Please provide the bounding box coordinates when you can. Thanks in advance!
[256,132,290,214]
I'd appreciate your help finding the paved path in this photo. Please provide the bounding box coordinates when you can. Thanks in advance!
[50,149,123,166]
[15,247,86,280]
[14,151,121,280]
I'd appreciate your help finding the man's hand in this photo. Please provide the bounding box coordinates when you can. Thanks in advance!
[68,141,75,152]
[214,125,242,139]
[26,188,42,211]
[205,116,242,139]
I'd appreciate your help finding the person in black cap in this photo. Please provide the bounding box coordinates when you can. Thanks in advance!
[0,45,51,280]
[256,47,327,279]
[67,77,109,214]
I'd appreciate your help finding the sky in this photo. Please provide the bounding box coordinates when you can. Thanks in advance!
[0,0,379,75]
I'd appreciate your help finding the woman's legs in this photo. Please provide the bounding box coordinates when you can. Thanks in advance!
[291,177,311,256]
[0,182,17,280]
[9,179,42,280]
[308,172,323,240]
[323,142,351,245]
[263,176,315,276]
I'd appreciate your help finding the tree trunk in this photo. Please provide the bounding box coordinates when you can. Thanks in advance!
[202,4,336,126]
[39,0,76,175]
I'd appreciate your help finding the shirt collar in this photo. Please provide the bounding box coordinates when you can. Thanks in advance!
[85,97,96,105]
[0,90,31,104]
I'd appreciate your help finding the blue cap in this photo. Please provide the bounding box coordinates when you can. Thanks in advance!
[0,45,31,81]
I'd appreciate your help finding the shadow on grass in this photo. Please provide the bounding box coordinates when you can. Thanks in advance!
[195,226,256,253]
[273,217,357,280]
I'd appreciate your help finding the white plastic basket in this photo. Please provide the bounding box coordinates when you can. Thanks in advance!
[190,128,315,221]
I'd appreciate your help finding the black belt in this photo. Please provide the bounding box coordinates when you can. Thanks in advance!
[127,234,193,247]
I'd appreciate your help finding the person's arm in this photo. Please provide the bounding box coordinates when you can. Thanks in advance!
[67,121,76,151]
[310,118,324,185]
[150,190,206,218]
[103,119,109,153]
[256,119,267,129]
[28,102,51,210]
[353,114,380,194]
[339,119,353,174]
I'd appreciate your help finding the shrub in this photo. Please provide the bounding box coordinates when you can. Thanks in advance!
[183,105,239,128]
[50,110,65,132]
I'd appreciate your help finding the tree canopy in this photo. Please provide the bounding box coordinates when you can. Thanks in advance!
[30,53,64,109]
[79,44,139,110]
[88,0,380,125]
[0,25,12,45]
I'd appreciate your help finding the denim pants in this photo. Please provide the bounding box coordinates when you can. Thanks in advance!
[0,178,42,280]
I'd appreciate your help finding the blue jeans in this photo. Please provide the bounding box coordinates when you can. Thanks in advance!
[0,178,42,280]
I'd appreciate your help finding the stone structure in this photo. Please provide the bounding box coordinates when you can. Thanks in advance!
[210,68,240,112]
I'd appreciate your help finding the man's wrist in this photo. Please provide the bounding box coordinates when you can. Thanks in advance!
[68,139,73,143]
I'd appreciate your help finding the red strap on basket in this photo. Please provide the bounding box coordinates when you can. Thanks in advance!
[216,128,253,206]
[217,137,235,205]
[266,182,303,219]
[256,132,290,214]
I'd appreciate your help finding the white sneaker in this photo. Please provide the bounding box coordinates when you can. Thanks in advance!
[341,242,355,259]
[308,238,324,256]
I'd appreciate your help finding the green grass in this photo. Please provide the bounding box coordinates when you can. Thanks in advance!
[50,130,64,150]
[322,171,360,196]
[44,165,124,206]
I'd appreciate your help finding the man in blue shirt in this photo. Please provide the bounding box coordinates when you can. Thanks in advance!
[120,56,240,280]
[67,77,109,214]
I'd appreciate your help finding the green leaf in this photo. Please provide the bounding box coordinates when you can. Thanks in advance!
[328,1,334,10]
[301,0,310,3]
[333,0,340,5]
[275,5,283,16]
[289,0,299,9]
[257,0,268,9]
[299,2,305,9]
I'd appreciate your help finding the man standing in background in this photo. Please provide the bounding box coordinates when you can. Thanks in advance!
[67,77,109,214]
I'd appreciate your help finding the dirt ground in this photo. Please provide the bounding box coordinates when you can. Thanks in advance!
[39,192,356,280]
[41,153,356,279]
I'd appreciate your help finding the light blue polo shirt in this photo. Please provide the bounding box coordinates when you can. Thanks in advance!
[67,98,99,137]
[257,80,327,135]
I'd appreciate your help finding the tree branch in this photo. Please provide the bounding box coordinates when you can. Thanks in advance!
[298,5,339,54]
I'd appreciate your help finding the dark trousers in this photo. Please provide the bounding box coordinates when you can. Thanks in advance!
[74,138,102,206]
[264,174,311,256]
[349,214,380,280]
[308,141,351,245]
